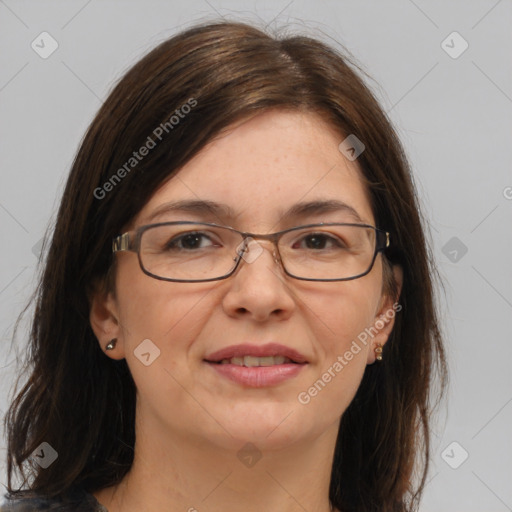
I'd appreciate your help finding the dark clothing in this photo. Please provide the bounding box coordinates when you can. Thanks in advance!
[1,487,107,511]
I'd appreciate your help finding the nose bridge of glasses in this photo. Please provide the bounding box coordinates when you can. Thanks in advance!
[237,233,280,265]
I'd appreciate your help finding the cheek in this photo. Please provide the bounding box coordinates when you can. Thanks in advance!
[295,279,381,419]
[115,274,216,413]
[115,258,211,358]
[305,272,382,351]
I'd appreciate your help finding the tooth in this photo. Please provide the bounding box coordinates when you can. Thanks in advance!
[220,355,293,366]
[243,356,261,367]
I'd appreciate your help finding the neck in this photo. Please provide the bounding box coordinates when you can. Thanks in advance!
[94,409,340,512]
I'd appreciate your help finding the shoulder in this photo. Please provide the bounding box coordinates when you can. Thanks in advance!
[0,487,108,512]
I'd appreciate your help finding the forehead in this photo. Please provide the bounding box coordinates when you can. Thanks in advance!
[137,110,374,229]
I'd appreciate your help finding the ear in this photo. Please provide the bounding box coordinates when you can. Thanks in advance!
[89,280,126,360]
[367,264,403,364]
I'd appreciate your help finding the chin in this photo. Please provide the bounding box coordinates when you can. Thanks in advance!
[203,405,312,451]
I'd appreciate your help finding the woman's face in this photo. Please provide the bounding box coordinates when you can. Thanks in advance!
[93,110,398,451]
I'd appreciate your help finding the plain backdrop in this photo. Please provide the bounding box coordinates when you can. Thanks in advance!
[1,1,511,511]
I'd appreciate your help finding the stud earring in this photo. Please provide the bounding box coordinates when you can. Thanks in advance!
[375,343,383,361]
[106,338,117,351]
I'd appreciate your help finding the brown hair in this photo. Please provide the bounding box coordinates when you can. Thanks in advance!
[4,20,447,512]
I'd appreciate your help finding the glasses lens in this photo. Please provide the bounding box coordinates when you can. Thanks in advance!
[140,223,240,281]
[279,224,377,280]
[139,223,377,281]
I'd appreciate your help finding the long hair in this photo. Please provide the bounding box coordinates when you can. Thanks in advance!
[4,20,447,512]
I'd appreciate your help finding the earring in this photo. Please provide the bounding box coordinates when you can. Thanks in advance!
[106,338,117,351]
[375,343,383,361]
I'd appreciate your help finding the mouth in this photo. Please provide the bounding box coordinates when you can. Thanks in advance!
[203,342,309,366]
[203,358,307,388]
[204,355,305,367]
[203,343,308,387]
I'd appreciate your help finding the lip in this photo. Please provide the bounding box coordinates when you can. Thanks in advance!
[204,343,309,364]
[205,361,306,387]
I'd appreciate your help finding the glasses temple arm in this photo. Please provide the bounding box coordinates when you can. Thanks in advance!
[112,232,131,253]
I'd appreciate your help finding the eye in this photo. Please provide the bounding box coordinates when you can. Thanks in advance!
[165,231,219,251]
[292,232,345,250]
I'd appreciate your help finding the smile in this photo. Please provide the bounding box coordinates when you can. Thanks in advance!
[215,355,296,366]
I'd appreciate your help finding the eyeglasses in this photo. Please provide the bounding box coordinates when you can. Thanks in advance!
[112,221,390,282]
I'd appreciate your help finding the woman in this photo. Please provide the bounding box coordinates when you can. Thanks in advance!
[2,20,447,512]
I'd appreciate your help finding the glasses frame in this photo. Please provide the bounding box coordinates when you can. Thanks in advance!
[112,221,390,283]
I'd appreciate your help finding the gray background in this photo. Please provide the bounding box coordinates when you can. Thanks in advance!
[1,1,511,510]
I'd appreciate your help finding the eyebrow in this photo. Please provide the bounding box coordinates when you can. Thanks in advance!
[145,199,238,223]
[281,199,365,224]
[145,199,365,225]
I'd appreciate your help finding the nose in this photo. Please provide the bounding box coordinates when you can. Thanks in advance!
[221,238,295,322]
